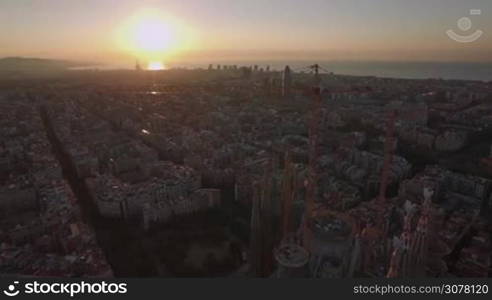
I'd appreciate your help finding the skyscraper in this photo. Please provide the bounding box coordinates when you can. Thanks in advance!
[135,59,141,71]
[282,66,292,98]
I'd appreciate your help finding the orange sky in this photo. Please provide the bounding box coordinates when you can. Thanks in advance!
[1,0,491,65]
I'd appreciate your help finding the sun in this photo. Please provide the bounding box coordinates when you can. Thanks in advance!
[133,18,175,52]
[116,9,195,64]
[147,61,165,70]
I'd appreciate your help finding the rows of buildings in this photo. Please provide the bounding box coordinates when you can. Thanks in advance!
[0,91,112,276]
[1,64,491,277]
[43,94,220,230]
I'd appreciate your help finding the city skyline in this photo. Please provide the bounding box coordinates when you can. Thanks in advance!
[1,0,491,65]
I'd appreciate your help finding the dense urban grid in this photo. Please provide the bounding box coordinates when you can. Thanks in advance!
[1,64,491,278]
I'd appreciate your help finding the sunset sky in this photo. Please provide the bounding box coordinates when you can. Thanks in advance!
[1,0,491,65]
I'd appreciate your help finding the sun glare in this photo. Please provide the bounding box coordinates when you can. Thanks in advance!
[147,61,165,70]
[116,9,195,65]
[134,19,174,52]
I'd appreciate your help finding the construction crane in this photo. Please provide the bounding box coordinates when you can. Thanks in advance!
[302,64,323,249]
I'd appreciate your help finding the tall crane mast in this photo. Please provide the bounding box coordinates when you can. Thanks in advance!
[302,64,323,248]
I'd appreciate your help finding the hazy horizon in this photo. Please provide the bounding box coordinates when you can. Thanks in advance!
[1,0,491,66]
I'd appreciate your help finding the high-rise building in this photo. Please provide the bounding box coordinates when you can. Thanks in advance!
[282,66,292,97]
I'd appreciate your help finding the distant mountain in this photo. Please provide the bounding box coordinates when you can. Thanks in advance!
[0,57,91,78]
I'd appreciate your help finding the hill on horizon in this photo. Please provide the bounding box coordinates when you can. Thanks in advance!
[0,57,93,78]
